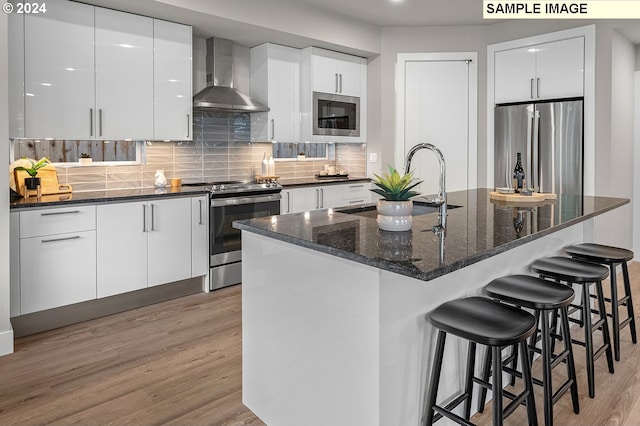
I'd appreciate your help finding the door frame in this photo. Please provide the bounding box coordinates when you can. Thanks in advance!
[395,52,478,190]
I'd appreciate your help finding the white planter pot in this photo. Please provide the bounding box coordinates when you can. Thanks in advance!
[78,157,92,166]
[376,200,413,231]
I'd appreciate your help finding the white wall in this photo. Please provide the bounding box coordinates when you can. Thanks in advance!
[0,11,14,356]
[635,71,640,259]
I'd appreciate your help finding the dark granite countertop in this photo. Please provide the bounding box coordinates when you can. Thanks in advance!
[10,186,209,210]
[233,188,629,281]
[279,176,370,188]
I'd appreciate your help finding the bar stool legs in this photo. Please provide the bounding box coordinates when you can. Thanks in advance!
[565,243,637,362]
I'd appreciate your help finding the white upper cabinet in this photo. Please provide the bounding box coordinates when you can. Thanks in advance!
[153,19,193,141]
[494,37,584,104]
[95,8,154,140]
[250,43,301,142]
[23,0,95,139]
[309,48,363,97]
[11,0,192,141]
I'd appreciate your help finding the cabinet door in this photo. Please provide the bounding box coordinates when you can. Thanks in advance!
[95,8,154,140]
[311,49,339,94]
[96,202,148,298]
[147,198,192,286]
[20,230,96,314]
[335,53,364,97]
[267,45,301,142]
[23,0,95,139]
[291,187,321,213]
[340,182,371,206]
[191,196,209,277]
[318,185,342,209]
[494,46,536,104]
[535,37,584,100]
[153,19,193,141]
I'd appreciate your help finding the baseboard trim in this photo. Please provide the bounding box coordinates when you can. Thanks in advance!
[11,278,203,338]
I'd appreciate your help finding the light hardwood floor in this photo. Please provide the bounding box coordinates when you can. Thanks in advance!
[0,263,639,425]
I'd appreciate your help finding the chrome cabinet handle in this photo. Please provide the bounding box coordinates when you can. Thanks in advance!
[335,73,339,93]
[41,210,80,216]
[41,235,80,244]
[348,199,365,204]
[99,109,103,136]
[536,77,540,98]
[150,204,156,231]
[198,199,204,225]
[530,78,534,99]
[349,185,364,189]
[315,189,319,209]
[90,108,94,137]
[270,119,275,140]
[142,204,147,232]
[286,191,290,213]
[320,188,324,208]
[186,114,190,139]
[339,74,343,93]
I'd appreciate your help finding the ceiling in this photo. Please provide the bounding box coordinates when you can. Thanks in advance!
[295,0,492,27]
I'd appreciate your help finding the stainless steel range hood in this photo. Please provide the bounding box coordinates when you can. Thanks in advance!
[193,37,269,113]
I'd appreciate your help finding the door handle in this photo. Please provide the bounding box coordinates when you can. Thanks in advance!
[315,189,320,209]
[142,204,147,232]
[335,73,339,93]
[186,114,190,139]
[41,210,80,216]
[198,199,204,225]
[270,119,275,140]
[536,78,540,98]
[99,109,103,136]
[90,108,94,137]
[320,188,324,208]
[150,204,156,231]
[530,78,534,99]
[339,74,343,93]
[41,235,81,244]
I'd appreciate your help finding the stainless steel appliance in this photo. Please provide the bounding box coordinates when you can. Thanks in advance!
[183,181,281,290]
[313,92,360,137]
[494,98,583,196]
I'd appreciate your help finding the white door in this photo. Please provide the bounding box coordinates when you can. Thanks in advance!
[399,54,477,196]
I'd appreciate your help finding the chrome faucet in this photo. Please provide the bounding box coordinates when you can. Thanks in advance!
[404,143,447,230]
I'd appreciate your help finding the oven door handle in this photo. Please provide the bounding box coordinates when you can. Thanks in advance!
[210,193,282,207]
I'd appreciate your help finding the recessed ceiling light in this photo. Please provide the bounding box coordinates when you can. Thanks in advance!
[390,0,403,3]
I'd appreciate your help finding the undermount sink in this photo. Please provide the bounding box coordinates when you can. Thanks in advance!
[337,200,461,219]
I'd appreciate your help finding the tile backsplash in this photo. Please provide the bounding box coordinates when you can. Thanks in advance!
[49,111,367,192]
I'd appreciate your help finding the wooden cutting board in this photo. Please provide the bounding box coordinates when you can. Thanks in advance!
[11,163,73,197]
[489,191,557,203]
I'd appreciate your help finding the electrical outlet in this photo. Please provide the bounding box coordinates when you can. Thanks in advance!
[369,153,378,163]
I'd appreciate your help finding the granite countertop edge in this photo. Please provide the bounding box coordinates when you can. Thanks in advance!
[10,187,210,210]
[234,196,630,282]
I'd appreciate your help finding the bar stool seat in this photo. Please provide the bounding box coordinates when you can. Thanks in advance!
[565,243,637,361]
[530,256,614,398]
[480,275,579,426]
[425,296,538,425]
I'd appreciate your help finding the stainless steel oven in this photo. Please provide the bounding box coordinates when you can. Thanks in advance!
[209,190,281,290]
[313,91,360,137]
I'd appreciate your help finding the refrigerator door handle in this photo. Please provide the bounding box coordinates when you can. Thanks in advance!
[532,108,540,192]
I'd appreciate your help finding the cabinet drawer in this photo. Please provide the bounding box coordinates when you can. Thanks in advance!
[341,183,369,200]
[20,205,96,238]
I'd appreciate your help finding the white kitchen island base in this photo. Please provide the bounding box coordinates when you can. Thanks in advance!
[241,220,593,426]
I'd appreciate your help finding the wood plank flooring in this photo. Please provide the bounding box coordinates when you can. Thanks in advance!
[0,263,639,425]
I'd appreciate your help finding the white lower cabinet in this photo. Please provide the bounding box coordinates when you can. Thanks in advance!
[281,182,371,214]
[97,197,195,297]
[10,195,209,317]
[17,206,97,315]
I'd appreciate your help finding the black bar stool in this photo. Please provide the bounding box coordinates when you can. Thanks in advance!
[478,275,579,426]
[530,256,614,398]
[565,243,637,361]
[424,296,538,426]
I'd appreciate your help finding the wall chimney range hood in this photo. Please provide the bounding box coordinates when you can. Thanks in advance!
[193,37,269,113]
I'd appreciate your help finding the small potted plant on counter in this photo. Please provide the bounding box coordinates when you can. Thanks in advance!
[13,157,50,190]
[79,152,92,166]
[297,152,306,160]
[370,166,422,231]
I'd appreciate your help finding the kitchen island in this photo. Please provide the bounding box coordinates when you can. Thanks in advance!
[233,189,628,426]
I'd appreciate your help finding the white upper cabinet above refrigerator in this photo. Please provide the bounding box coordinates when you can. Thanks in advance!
[95,8,154,140]
[494,37,584,104]
[23,0,95,139]
[153,19,193,141]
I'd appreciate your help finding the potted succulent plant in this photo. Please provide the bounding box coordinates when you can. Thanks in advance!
[370,166,422,231]
[14,157,50,190]
[79,152,92,166]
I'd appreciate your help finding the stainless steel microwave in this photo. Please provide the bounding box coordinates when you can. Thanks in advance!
[313,92,360,137]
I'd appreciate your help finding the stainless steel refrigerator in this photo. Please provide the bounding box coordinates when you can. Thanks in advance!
[494,99,583,196]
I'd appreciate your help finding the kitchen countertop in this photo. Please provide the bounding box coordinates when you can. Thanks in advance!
[233,188,629,281]
[9,186,210,210]
[279,176,370,188]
